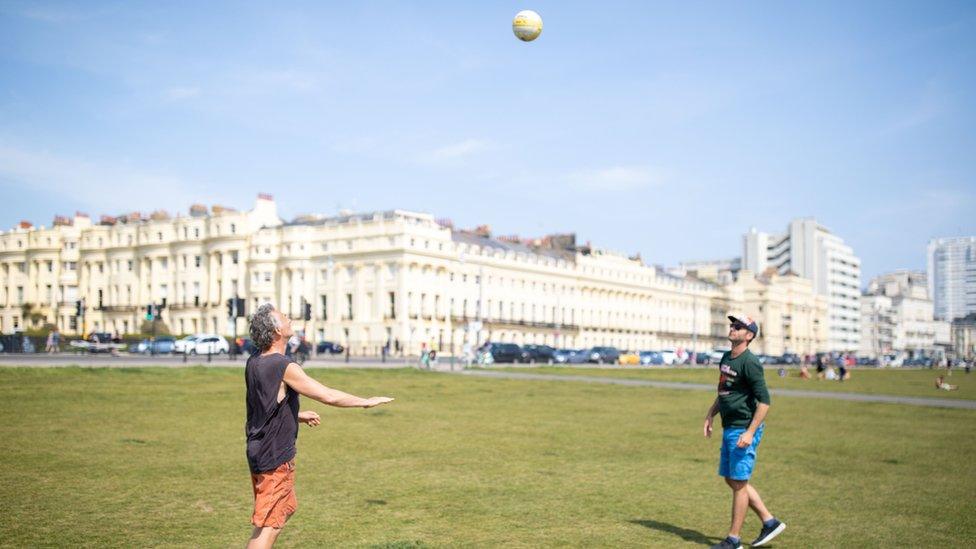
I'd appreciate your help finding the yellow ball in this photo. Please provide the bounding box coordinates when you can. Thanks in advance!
[512,10,543,42]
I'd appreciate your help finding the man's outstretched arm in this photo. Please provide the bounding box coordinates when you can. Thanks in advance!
[283,363,394,408]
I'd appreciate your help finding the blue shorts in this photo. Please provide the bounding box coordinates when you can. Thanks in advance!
[718,423,764,481]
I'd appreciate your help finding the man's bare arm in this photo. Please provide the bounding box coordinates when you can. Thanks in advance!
[735,402,769,448]
[283,363,393,408]
[745,402,769,433]
[705,396,720,419]
[703,396,719,438]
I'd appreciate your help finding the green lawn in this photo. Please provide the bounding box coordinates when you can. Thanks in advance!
[1,366,974,547]
[493,365,976,400]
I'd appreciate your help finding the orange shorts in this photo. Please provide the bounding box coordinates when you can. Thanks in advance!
[250,459,297,528]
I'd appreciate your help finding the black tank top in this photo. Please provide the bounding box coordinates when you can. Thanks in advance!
[245,353,300,473]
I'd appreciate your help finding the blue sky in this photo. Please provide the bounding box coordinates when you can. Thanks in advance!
[1,1,974,282]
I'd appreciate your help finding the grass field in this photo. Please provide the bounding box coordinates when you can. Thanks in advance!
[1,366,974,547]
[494,365,976,401]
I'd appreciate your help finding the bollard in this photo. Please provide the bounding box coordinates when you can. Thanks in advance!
[183,351,188,364]
[208,350,212,363]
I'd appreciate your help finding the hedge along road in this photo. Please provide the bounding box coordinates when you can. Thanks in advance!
[458,369,976,410]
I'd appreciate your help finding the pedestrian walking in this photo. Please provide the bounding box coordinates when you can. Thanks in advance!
[703,314,786,549]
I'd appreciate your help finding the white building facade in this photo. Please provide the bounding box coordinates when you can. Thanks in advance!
[927,236,976,321]
[1,196,737,356]
[743,218,861,352]
[859,271,950,358]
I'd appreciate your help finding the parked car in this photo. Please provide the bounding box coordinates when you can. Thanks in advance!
[520,344,556,363]
[709,349,730,363]
[568,348,592,364]
[693,352,711,365]
[86,332,118,354]
[189,336,229,355]
[781,353,801,365]
[618,350,640,365]
[587,346,620,364]
[639,351,664,365]
[174,335,202,354]
[316,341,345,354]
[554,348,588,364]
[133,336,176,354]
[478,342,523,364]
[660,348,678,365]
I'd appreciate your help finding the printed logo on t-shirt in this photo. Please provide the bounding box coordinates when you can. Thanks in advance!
[718,363,737,395]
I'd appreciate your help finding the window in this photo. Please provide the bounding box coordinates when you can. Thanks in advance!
[194,228,200,238]
[160,258,168,270]
[346,293,353,320]
[127,260,133,272]
[230,223,236,234]
[231,251,239,265]
[195,256,201,268]
[389,292,396,319]
[46,261,53,272]
[321,295,328,320]
[264,272,271,282]
[157,232,163,242]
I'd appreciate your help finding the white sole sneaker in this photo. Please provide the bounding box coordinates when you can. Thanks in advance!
[752,522,786,546]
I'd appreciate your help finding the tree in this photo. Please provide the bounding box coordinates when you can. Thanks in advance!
[20,303,46,328]
[139,319,171,335]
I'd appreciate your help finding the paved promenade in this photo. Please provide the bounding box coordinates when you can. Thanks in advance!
[458,369,976,410]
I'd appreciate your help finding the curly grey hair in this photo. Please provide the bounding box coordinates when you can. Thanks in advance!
[249,303,281,353]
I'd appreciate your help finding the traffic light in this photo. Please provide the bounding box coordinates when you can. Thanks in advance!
[303,300,312,321]
[145,304,154,321]
[227,298,245,318]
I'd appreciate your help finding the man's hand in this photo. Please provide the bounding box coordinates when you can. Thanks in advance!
[298,411,321,427]
[363,396,394,408]
[703,416,714,438]
[736,430,754,448]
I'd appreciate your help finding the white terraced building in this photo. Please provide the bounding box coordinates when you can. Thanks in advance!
[1,195,735,356]
[743,218,861,352]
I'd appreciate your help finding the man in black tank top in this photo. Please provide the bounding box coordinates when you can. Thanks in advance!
[245,303,394,549]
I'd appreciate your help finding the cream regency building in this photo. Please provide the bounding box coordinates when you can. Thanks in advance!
[1,195,828,356]
[683,266,828,357]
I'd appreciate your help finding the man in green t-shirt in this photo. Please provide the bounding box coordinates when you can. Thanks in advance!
[703,315,786,549]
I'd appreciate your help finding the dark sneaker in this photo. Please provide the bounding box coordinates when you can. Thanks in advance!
[751,519,786,546]
[711,538,743,549]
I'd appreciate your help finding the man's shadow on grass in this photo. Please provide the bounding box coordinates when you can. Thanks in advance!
[629,519,721,546]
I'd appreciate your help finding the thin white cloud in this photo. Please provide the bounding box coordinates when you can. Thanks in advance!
[0,144,220,217]
[230,69,320,95]
[884,81,947,134]
[568,166,663,192]
[429,138,491,161]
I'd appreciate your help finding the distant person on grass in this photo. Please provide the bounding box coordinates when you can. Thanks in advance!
[703,315,786,549]
[935,376,958,391]
[244,304,394,548]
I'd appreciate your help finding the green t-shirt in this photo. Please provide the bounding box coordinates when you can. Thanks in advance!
[717,348,771,429]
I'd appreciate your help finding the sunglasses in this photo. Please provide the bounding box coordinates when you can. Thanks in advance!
[729,322,748,331]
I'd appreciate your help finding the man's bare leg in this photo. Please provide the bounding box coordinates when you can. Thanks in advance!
[746,484,773,522]
[247,526,282,549]
[725,478,750,539]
